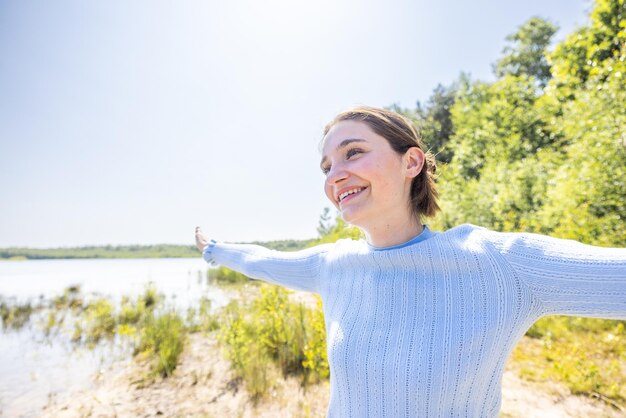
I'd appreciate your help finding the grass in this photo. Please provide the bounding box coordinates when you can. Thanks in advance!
[135,310,186,377]
[186,296,220,333]
[512,316,626,409]
[24,284,191,378]
[210,266,251,285]
[83,298,116,345]
[51,285,83,310]
[0,298,36,330]
[218,284,329,401]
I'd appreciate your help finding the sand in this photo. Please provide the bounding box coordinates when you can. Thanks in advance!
[40,331,624,418]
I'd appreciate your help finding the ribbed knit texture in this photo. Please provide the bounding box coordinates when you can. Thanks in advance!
[203,224,626,417]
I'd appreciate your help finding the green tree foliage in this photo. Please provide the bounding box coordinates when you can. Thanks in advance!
[434,0,625,246]
[416,83,458,163]
[317,207,334,237]
[494,17,559,87]
[549,0,625,98]
[436,73,558,231]
[534,59,626,245]
[310,214,362,245]
[392,82,458,164]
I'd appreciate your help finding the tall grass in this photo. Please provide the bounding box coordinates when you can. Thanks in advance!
[44,284,189,378]
[210,266,250,285]
[83,298,116,345]
[514,316,626,408]
[219,285,328,400]
[0,299,36,330]
[186,296,220,333]
[135,311,186,377]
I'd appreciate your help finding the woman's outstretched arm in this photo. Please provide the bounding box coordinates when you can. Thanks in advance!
[195,226,334,293]
[484,229,626,320]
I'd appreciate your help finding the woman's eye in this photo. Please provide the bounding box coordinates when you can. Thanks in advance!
[321,149,362,175]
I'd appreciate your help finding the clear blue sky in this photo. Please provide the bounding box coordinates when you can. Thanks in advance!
[0,0,591,248]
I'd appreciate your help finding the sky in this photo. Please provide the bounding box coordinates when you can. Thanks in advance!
[0,0,592,248]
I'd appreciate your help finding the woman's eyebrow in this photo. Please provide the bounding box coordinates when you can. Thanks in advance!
[320,138,367,168]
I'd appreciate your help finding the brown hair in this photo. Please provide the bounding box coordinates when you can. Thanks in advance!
[323,106,440,219]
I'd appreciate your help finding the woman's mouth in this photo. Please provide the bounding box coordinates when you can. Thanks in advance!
[338,187,367,204]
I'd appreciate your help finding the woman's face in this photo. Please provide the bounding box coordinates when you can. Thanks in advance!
[320,120,417,229]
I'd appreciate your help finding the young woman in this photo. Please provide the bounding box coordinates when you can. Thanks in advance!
[195,106,626,417]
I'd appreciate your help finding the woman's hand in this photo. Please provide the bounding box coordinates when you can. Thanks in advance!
[195,226,208,252]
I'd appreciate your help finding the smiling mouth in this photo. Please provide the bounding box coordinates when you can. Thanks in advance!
[338,187,367,203]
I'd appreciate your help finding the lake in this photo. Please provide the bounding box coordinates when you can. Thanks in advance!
[0,257,226,418]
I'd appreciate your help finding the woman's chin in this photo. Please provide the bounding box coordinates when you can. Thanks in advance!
[340,207,365,227]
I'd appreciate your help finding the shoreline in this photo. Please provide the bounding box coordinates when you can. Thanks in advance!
[40,332,624,418]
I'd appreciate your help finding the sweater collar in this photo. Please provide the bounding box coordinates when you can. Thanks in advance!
[366,225,434,251]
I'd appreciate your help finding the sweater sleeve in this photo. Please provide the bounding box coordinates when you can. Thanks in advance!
[485,230,626,319]
[202,240,334,293]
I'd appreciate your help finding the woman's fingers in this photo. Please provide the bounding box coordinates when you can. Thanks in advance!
[195,226,208,252]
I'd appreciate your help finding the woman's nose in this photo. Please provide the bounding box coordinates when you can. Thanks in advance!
[325,164,348,185]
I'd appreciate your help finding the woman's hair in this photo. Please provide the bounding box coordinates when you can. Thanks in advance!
[323,106,440,219]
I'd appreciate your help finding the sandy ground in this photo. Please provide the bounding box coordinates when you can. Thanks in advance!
[40,331,624,418]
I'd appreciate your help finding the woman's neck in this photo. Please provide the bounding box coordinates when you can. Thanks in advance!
[363,216,424,248]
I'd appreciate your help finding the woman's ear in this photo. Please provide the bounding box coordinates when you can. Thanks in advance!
[404,147,425,178]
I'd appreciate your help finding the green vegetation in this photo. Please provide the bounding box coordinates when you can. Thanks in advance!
[82,298,117,345]
[0,298,36,330]
[0,244,200,260]
[250,239,316,252]
[52,285,83,310]
[219,285,328,401]
[310,216,362,245]
[513,317,626,406]
[406,0,626,247]
[210,266,252,285]
[0,238,314,260]
[135,310,186,377]
[16,284,192,378]
[186,296,220,333]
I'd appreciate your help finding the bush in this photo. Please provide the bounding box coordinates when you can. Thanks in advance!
[517,316,626,405]
[186,296,220,333]
[0,299,35,331]
[83,298,116,345]
[211,266,250,285]
[118,285,160,327]
[136,310,186,377]
[219,285,329,399]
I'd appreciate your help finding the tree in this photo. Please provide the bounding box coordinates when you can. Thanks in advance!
[316,207,334,237]
[415,83,458,163]
[494,17,558,87]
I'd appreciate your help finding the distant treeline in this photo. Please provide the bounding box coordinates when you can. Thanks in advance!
[0,239,315,260]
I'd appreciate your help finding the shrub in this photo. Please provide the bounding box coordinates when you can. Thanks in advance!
[186,296,219,333]
[136,310,186,377]
[218,285,329,399]
[83,298,116,345]
[517,316,626,406]
[211,266,250,285]
[0,299,35,330]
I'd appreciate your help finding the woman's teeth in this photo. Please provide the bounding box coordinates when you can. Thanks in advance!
[339,187,364,202]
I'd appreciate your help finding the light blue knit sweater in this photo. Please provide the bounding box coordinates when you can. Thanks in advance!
[203,224,626,417]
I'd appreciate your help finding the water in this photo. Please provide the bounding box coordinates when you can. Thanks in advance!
[0,257,226,417]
